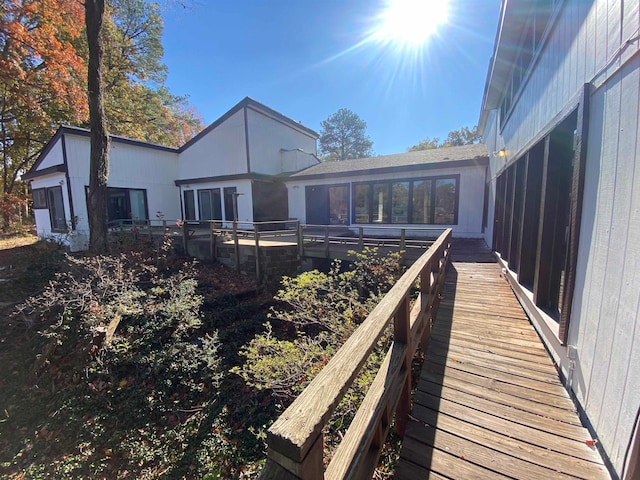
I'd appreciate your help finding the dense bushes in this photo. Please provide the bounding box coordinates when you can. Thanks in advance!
[233,248,405,460]
[1,242,405,478]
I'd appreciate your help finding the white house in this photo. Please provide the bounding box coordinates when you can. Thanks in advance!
[480,0,640,477]
[25,97,490,244]
[24,97,320,242]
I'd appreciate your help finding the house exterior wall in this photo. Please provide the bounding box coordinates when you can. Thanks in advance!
[64,134,180,236]
[177,109,247,179]
[287,163,487,238]
[30,171,70,238]
[482,1,640,475]
[246,108,317,175]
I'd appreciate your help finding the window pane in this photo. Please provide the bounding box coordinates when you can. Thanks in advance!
[47,186,66,231]
[372,183,389,223]
[392,182,409,223]
[32,188,47,209]
[412,180,432,224]
[329,186,349,225]
[354,184,370,224]
[129,190,147,220]
[435,178,457,224]
[199,190,212,220]
[184,190,196,220]
[211,189,222,220]
[223,187,236,221]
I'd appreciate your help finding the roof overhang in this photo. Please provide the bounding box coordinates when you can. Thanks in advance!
[287,156,489,182]
[478,0,535,134]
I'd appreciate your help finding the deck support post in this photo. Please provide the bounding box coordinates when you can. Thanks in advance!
[358,227,364,250]
[400,228,406,251]
[324,227,329,258]
[255,228,261,282]
[209,221,216,260]
[297,221,303,258]
[182,221,189,256]
[394,295,412,438]
[233,221,240,272]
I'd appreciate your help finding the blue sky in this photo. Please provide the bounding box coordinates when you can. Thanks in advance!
[161,0,502,155]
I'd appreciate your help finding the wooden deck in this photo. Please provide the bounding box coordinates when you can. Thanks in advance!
[394,244,609,479]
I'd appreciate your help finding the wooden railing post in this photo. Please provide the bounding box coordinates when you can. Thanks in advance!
[324,226,329,258]
[209,221,216,260]
[400,228,406,251]
[394,295,412,438]
[297,221,303,258]
[182,221,189,256]
[264,432,324,480]
[233,221,240,272]
[358,227,364,250]
[254,228,261,282]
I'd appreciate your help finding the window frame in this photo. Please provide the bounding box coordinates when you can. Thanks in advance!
[47,186,67,232]
[352,174,460,226]
[32,188,47,209]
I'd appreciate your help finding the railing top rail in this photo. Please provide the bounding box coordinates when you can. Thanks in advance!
[266,228,452,463]
[301,223,446,231]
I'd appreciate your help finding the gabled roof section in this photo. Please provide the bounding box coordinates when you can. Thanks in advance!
[25,125,179,180]
[179,97,319,152]
[288,144,489,180]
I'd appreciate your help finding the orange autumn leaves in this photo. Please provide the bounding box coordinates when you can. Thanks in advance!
[1,0,88,126]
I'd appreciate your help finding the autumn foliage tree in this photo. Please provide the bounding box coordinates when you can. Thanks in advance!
[0,0,87,228]
[0,0,203,233]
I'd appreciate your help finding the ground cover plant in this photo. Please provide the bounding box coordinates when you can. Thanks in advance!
[0,237,407,479]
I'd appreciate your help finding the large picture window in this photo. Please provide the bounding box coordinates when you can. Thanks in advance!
[353,175,459,225]
[106,188,148,223]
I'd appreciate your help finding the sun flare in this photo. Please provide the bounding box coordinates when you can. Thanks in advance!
[372,0,449,48]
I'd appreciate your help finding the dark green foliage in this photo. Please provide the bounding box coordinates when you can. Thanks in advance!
[319,108,374,161]
[233,248,405,464]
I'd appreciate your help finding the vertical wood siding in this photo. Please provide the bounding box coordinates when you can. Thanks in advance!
[484,0,640,474]
[571,54,640,471]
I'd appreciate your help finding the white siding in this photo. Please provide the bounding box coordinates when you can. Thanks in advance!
[287,164,487,238]
[246,108,317,175]
[64,135,180,236]
[177,110,247,179]
[37,138,64,170]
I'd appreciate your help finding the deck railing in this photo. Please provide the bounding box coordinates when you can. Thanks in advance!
[259,228,452,480]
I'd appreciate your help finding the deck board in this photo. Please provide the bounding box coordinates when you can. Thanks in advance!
[394,244,609,479]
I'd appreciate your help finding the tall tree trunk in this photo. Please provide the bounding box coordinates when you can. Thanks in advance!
[85,0,109,253]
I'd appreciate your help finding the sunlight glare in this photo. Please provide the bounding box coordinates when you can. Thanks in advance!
[372,0,449,48]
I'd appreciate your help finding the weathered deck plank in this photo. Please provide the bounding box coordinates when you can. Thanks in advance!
[394,247,609,480]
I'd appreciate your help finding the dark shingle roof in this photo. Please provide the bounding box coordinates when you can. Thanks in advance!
[289,143,489,179]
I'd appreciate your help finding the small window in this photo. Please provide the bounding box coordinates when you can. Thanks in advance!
[32,188,47,209]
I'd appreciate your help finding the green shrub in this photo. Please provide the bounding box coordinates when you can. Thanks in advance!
[233,248,405,462]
